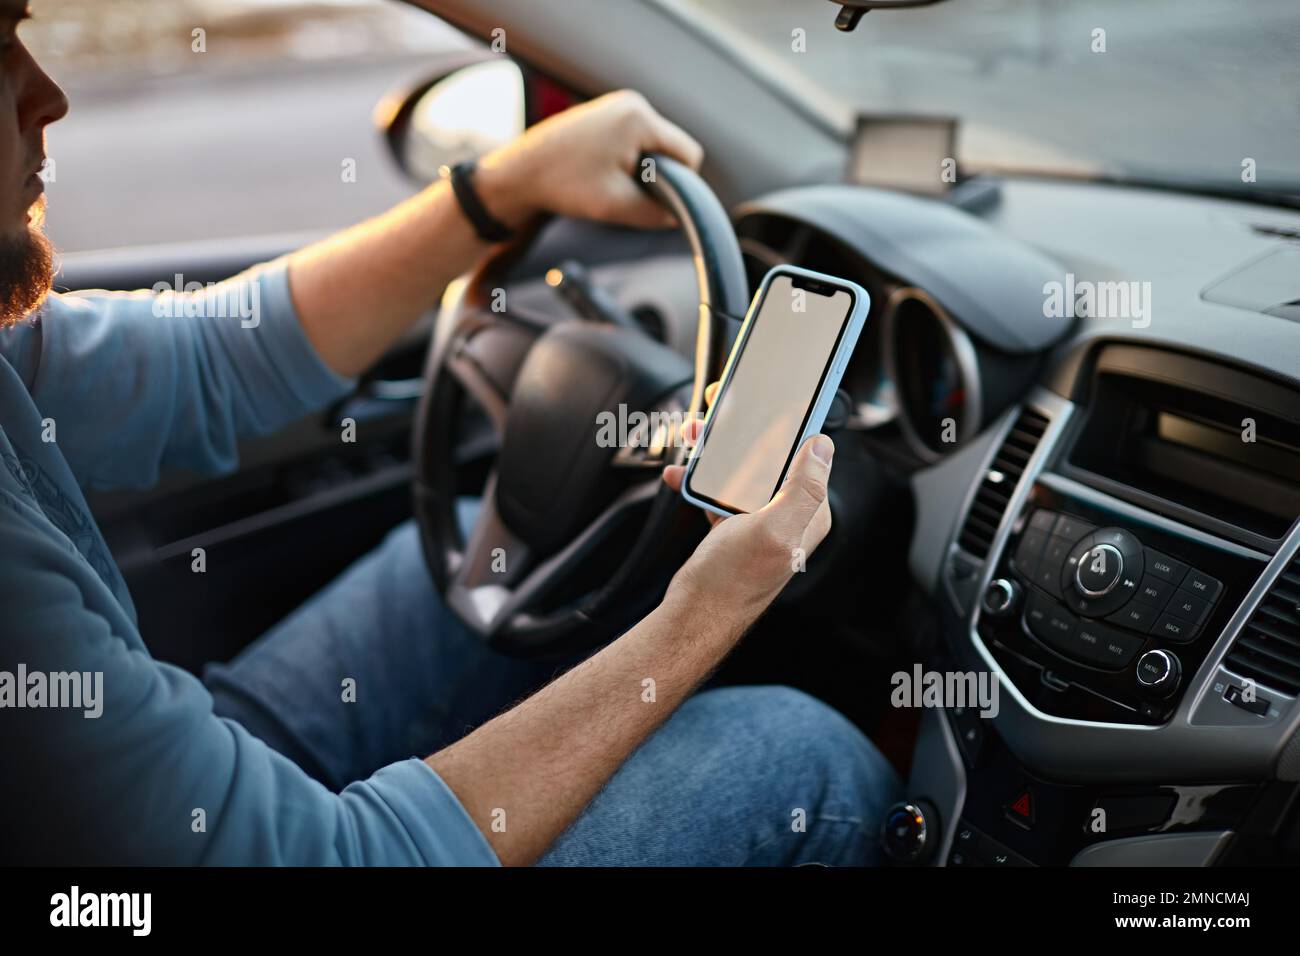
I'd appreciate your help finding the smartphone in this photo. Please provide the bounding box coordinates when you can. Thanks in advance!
[681,265,869,517]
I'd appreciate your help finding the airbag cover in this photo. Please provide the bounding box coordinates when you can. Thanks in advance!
[495,321,690,554]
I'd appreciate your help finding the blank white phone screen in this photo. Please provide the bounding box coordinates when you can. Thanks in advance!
[688,275,852,513]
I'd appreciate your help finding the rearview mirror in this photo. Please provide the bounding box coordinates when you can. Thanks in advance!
[828,0,951,31]
[376,58,526,184]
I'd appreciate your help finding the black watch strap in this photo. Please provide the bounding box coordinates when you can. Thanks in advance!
[445,159,515,243]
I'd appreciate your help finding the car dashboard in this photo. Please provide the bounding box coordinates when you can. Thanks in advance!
[729,175,1300,866]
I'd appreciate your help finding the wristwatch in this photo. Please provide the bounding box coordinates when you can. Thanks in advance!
[443,159,515,243]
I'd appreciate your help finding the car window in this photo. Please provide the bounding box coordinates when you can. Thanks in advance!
[680,0,1300,195]
[24,0,477,253]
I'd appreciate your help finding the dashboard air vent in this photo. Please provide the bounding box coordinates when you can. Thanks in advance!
[1224,555,1300,696]
[956,407,1050,560]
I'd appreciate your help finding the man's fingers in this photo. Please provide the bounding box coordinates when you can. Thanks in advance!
[761,434,834,541]
[673,383,716,449]
[676,414,704,449]
[647,112,704,171]
[662,463,725,527]
[606,88,703,171]
[601,176,679,229]
[616,198,680,230]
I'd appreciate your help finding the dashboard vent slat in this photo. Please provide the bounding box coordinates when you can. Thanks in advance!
[1224,556,1300,696]
[955,407,1050,561]
[1278,568,1300,590]
[1237,632,1300,671]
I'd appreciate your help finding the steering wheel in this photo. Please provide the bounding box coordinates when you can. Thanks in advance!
[412,154,749,659]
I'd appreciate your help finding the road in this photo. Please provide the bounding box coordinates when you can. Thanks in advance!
[43,53,464,253]
[33,0,472,254]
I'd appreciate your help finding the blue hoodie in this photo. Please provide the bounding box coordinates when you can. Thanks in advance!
[0,261,498,865]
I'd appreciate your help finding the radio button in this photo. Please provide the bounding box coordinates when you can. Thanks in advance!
[1144,549,1189,585]
[1107,601,1159,632]
[1024,592,1077,652]
[1151,613,1198,643]
[1134,574,1175,609]
[1052,513,1096,543]
[1182,570,1223,603]
[1031,557,1065,598]
[1014,528,1049,578]
[1075,620,1144,669]
[1042,535,1073,572]
[1166,588,1211,625]
[1028,509,1058,533]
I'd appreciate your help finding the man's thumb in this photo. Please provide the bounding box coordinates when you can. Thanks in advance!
[765,434,834,529]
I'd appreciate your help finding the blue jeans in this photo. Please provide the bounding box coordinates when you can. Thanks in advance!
[204,520,901,865]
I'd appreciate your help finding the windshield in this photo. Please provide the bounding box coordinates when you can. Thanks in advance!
[681,0,1300,194]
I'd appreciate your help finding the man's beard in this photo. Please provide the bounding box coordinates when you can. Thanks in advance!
[0,200,56,329]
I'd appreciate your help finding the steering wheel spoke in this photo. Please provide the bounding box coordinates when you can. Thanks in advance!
[447,471,662,636]
[446,473,531,628]
[445,337,509,437]
[441,312,538,437]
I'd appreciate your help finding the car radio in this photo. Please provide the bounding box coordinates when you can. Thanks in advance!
[976,482,1263,725]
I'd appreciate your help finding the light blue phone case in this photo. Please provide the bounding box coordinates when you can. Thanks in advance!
[681,264,870,518]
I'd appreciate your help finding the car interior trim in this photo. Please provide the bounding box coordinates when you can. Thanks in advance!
[882,285,983,464]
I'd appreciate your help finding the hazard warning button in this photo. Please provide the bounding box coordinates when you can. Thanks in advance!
[1005,788,1035,829]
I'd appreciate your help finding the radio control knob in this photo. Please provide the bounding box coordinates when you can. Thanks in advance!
[981,578,1021,618]
[1136,649,1181,696]
[1075,543,1123,597]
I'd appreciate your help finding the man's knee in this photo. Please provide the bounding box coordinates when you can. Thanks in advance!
[678,685,899,804]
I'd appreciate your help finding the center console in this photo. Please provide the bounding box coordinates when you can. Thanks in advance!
[904,344,1300,866]
[981,488,1259,727]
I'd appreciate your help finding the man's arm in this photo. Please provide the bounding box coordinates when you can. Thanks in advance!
[0,92,698,491]
[0,504,499,866]
[288,90,702,378]
[428,432,836,866]
[2,264,354,491]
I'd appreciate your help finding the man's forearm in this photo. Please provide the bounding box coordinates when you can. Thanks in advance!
[425,587,754,866]
[285,175,499,379]
[282,92,702,380]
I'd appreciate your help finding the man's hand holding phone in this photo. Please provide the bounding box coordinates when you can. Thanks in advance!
[660,264,863,625]
[662,382,835,621]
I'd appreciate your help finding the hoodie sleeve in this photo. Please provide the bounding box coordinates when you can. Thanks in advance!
[0,258,355,490]
[0,507,499,867]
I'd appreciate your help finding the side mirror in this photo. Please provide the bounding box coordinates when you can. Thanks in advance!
[375,58,527,184]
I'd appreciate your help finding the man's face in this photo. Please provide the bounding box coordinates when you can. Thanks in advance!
[0,1,67,328]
